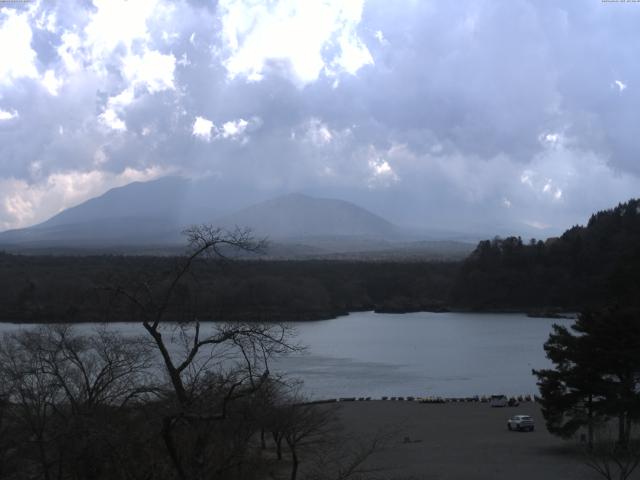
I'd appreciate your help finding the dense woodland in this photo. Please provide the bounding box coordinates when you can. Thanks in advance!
[0,254,458,323]
[1,199,640,323]
[452,198,640,311]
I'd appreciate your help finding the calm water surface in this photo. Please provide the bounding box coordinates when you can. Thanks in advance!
[0,311,572,399]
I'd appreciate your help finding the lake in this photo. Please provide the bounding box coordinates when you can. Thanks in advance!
[0,311,573,399]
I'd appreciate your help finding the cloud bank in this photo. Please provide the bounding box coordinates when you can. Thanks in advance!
[1,0,639,236]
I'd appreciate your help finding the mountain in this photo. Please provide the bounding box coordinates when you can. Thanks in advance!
[0,178,413,253]
[217,193,398,239]
[0,176,232,248]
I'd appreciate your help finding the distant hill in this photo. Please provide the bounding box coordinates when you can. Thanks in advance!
[0,178,188,247]
[37,176,191,228]
[0,178,474,257]
[217,193,398,239]
[452,198,640,310]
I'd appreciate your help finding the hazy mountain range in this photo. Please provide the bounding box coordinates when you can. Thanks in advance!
[0,176,475,259]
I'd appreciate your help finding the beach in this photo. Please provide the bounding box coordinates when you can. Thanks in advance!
[333,400,599,480]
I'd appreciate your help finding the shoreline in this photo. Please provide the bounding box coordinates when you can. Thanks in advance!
[0,307,578,325]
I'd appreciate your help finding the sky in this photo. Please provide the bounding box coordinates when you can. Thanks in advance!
[0,0,639,236]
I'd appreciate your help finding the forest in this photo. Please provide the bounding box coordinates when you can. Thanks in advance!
[0,253,458,323]
[1,198,640,323]
[452,198,640,311]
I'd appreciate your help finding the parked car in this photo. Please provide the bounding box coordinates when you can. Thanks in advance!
[489,394,508,407]
[507,415,534,432]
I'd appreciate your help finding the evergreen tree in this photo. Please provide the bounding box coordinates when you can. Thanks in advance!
[534,307,640,448]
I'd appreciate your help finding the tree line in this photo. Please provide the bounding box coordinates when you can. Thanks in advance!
[453,199,640,311]
[0,253,458,324]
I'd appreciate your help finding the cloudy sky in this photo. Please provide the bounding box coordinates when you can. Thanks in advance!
[0,0,639,236]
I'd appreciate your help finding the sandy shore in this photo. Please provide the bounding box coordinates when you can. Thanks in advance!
[333,401,599,480]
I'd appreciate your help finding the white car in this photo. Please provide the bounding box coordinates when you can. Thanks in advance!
[507,415,534,432]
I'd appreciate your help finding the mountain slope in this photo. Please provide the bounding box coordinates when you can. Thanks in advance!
[0,180,404,250]
[38,176,190,228]
[0,176,220,247]
[217,193,398,239]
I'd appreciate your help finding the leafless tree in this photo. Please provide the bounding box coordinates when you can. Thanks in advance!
[0,324,155,480]
[282,401,336,480]
[0,360,15,479]
[260,385,389,480]
[110,225,301,480]
[582,425,640,480]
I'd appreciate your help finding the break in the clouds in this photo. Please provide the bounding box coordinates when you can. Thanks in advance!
[1,0,640,235]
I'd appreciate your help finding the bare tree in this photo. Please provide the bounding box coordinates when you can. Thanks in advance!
[0,355,17,479]
[306,433,390,480]
[0,324,155,480]
[110,225,301,480]
[582,425,640,480]
[260,385,389,480]
[282,401,336,480]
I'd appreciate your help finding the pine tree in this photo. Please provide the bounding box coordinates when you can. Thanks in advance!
[534,307,640,448]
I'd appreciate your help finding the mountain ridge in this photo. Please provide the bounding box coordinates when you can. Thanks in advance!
[0,177,421,254]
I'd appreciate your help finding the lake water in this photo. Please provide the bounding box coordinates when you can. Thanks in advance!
[0,311,572,399]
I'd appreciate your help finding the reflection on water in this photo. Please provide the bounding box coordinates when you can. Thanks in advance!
[0,311,572,399]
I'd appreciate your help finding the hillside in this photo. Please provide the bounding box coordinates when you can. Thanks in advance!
[452,198,640,310]
[0,178,467,257]
[0,177,198,247]
[0,179,399,249]
[217,193,398,238]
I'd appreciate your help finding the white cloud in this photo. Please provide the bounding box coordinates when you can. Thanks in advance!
[0,166,168,230]
[177,52,191,67]
[98,55,175,131]
[109,88,136,109]
[98,87,135,131]
[122,49,176,93]
[221,118,249,138]
[370,159,393,176]
[35,9,56,33]
[41,69,63,96]
[0,109,18,121]
[374,30,388,46]
[83,0,160,62]
[57,31,82,73]
[192,116,259,142]
[366,148,399,188]
[614,80,627,92]
[218,0,372,86]
[99,108,127,131]
[331,30,373,75]
[520,171,534,187]
[305,118,333,146]
[0,9,38,85]
[192,116,214,141]
[53,1,176,133]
